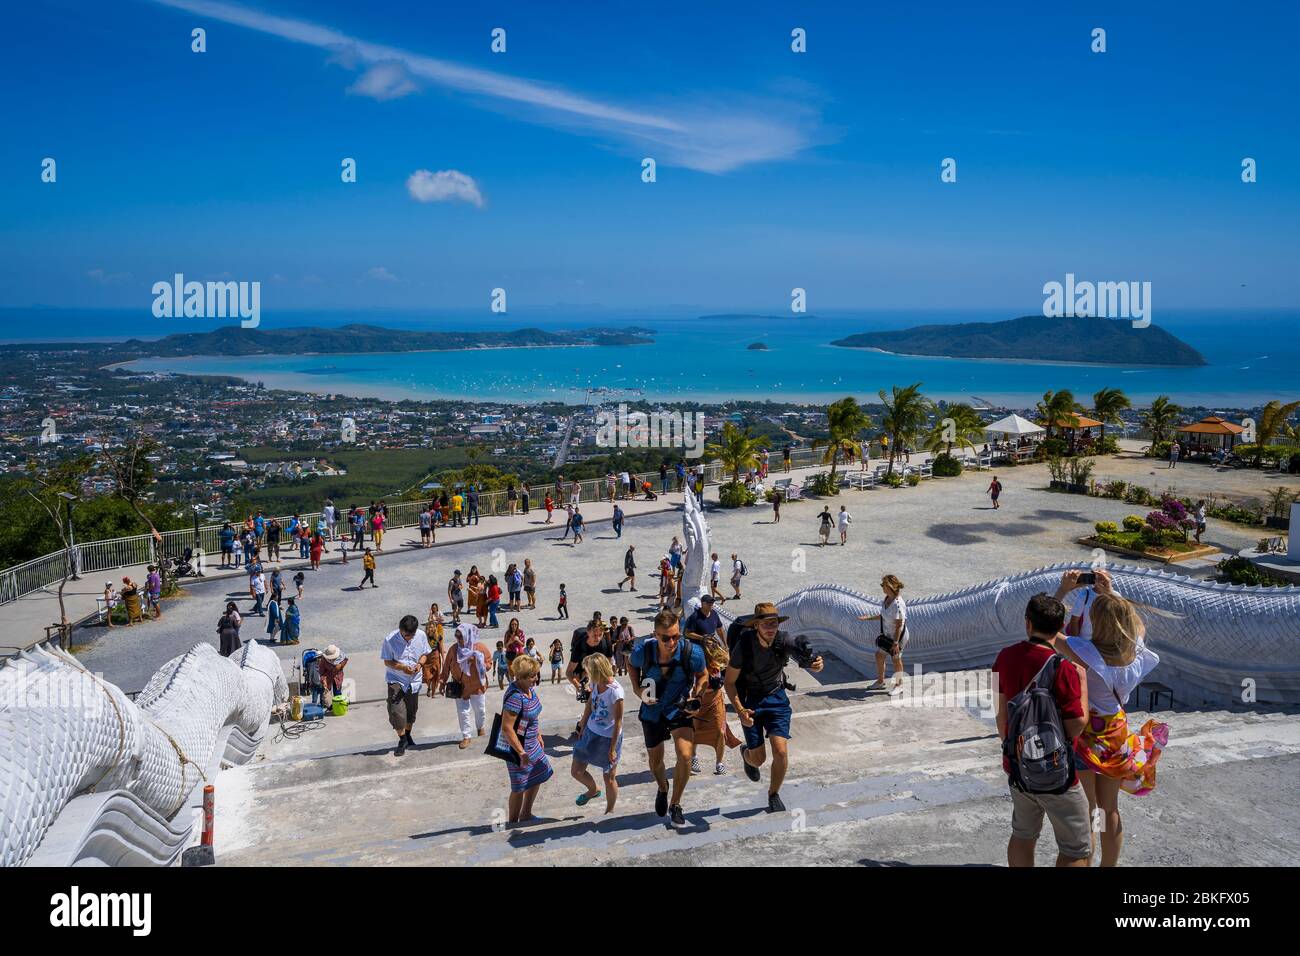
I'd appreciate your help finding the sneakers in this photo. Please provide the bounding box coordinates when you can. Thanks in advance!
[654,789,669,817]
[867,679,887,691]
[690,756,702,774]
[669,804,686,828]
[739,746,761,783]
[714,762,728,775]
[767,792,786,814]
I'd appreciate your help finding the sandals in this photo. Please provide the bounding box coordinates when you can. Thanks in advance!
[576,790,603,807]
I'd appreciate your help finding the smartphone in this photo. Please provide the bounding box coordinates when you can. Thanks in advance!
[1077,572,1096,586]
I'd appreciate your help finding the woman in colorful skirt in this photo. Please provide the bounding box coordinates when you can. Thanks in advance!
[690,638,744,775]
[571,652,623,814]
[1055,578,1166,867]
[500,655,553,823]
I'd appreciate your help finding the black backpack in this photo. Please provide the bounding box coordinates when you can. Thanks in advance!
[1003,653,1075,794]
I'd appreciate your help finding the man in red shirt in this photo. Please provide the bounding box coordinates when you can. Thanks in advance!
[993,593,1092,867]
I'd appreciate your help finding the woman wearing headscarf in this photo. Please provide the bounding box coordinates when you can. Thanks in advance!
[217,601,242,656]
[439,622,492,750]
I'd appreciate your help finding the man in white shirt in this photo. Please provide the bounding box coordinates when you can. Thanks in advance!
[709,552,724,603]
[251,571,266,616]
[381,614,431,755]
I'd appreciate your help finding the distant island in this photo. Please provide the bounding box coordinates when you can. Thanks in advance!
[746,342,769,351]
[36,324,654,358]
[831,316,1207,367]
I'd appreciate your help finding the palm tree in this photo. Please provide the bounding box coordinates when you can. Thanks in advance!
[705,423,762,486]
[1091,387,1131,445]
[1140,396,1182,444]
[1035,389,1081,439]
[924,402,984,456]
[1252,399,1300,466]
[813,397,871,484]
[878,383,931,475]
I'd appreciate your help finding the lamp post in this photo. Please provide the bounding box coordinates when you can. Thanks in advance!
[58,491,79,581]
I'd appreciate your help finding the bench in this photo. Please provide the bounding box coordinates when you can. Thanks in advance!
[1138,681,1174,711]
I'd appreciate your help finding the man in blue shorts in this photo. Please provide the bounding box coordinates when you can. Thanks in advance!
[629,609,707,828]
[726,602,823,814]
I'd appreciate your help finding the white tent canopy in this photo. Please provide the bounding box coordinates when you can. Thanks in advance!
[983,413,1045,437]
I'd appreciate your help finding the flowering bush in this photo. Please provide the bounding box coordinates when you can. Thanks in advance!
[1122,515,1145,532]
[1095,521,1119,534]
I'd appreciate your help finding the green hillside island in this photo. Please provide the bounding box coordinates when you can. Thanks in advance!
[830,316,1207,366]
[106,324,654,357]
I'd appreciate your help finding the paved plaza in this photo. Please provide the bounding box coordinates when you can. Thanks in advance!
[72,457,1260,699]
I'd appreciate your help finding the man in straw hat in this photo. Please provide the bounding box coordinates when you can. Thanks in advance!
[725,602,823,814]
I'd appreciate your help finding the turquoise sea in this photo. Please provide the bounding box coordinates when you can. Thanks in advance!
[19,307,1300,408]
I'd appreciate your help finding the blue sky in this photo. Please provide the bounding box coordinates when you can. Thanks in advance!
[2,0,1297,317]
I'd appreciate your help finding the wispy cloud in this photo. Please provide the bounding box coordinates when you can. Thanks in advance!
[364,266,399,282]
[406,169,484,208]
[146,0,820,172]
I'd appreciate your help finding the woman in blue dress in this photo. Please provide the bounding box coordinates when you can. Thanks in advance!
[500,655,553,823]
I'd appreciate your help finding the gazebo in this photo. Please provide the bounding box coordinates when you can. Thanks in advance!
[1175,415,1245,456]
[983,414,1045,459]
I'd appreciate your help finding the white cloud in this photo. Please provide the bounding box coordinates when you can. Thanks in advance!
[348,60,418,101]
[365,266,399,282]
[406,169,484,208]
[145,0,822,173]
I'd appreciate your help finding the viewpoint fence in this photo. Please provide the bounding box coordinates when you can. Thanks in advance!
[1,447,825,606]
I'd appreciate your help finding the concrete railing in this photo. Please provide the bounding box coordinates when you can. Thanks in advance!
[0,447,826,605]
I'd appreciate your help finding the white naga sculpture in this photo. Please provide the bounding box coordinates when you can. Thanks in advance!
[0,640,287,867]
[685,490,1300,707]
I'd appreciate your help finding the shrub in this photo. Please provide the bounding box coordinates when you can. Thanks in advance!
[1095,435,1120,454]
[905,473,921,487]
[931,452,962,477]
[1216,556,1289,588]
[1095,520,1119,534]
[1149,440,1172,460]
[883,472,904,488]
[718,481,758,508]
[1125,484,1155,506]
[1122,515,1145,532]
[763,488,786,504]
[1099,480,1128,499]
[1067,456,1095,487]
[805,471,839,496]
[1039,437,1068,459]
[1046,454,1068,483]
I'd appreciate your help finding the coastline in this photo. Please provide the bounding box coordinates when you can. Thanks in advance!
[834,345,1204,370]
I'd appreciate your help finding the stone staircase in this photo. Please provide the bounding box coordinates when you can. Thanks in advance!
[215,670,1300,867]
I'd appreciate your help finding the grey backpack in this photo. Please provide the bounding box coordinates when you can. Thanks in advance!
[1003,653,1074,794]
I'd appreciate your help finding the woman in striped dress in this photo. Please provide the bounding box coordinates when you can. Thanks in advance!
[500,656,553,823]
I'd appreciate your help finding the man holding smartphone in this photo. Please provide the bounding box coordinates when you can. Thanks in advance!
[629,609,707,828]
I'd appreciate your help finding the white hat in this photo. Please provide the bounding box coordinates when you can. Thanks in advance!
[322,645,343,662]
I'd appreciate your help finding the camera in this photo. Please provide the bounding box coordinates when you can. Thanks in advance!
[787,634,817,668]
[682,696,702,714]
[576,688,591,703]
[1077,572,1096,586]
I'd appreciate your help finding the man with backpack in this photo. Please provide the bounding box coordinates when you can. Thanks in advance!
[993,593,1092,867]
[730,552,746,600]
[725,602,823,814]
[628,609,707,828]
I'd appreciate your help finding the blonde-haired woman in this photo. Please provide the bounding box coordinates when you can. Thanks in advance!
[691,638,744,775]
[1053,574,1165,866]
[571,652,624,813]
[499,655,552,823]
[858,574,908,690]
